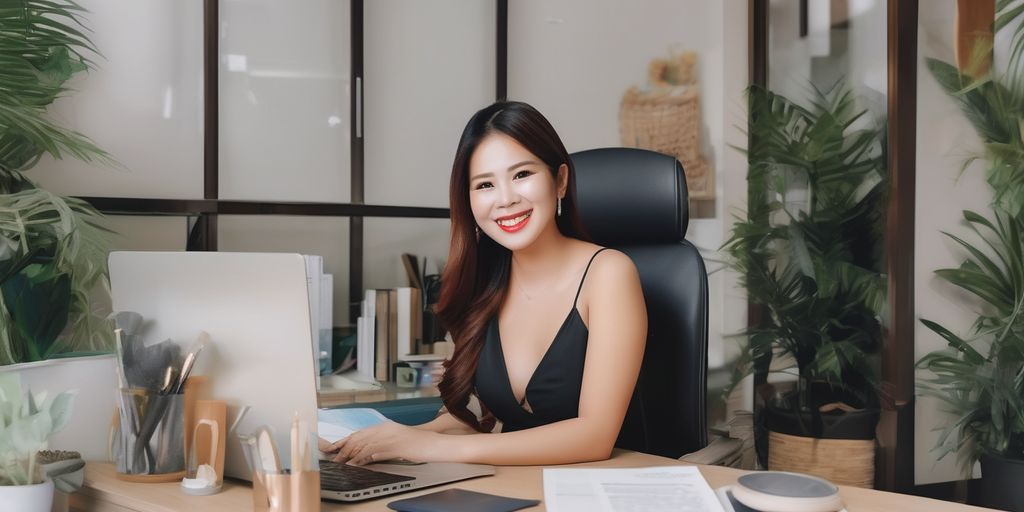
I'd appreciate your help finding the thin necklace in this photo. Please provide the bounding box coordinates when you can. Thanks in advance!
[515,278,535,301]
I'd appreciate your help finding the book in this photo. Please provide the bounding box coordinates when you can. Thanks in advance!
[304,255,323,388]
[356,290,376,380]
[319,273,333,375]
[374,290,391,381]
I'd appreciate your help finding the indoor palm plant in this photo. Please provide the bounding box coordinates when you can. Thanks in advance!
[0,0,114,364]
[725,82,887,487]
[917,2,1024,508]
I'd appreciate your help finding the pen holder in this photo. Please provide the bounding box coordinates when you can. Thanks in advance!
[240,427,320,512]
[111,389,186,481]
[256,471,321,512]
[181,400,227,495]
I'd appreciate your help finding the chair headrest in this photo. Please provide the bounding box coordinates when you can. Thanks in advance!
[570,148,689,244]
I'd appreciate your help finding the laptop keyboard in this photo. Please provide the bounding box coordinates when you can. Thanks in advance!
[318,460,415,492]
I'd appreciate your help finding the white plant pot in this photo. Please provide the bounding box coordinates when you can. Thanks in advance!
[0,478,54,512]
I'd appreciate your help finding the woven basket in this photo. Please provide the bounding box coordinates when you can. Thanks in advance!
[768,430,875,488]
[619,86,713,199]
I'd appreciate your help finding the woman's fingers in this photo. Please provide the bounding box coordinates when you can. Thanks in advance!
[348,438,384,466]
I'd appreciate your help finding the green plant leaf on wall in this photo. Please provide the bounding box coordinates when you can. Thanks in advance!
[1,263,72,361]
[0,189,113,364]
[0,1,117,365]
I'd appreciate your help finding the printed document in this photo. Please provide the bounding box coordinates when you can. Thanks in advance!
[544,466,726,512]
[317,408,388,443]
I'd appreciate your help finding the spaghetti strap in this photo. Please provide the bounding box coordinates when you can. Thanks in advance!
[573,248,610,307]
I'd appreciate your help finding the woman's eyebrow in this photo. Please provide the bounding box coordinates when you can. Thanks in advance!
[507,160,539,171]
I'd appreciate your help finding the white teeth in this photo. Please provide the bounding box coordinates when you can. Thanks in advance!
[497,212,531,227]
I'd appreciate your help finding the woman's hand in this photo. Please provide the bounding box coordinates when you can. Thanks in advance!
[328,420,449,465]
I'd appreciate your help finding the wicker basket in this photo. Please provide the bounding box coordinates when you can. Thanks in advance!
[619,86,713,199]
[768,430,875,488]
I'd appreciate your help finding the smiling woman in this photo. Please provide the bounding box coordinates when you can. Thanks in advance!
[326,101,648,466]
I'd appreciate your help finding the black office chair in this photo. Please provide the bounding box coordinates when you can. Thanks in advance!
[570,147,709,458]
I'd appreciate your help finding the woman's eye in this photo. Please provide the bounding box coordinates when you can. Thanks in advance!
[513,170,533,180]
[474,182,493,190]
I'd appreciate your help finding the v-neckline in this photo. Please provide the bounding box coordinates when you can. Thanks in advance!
[493,307,584,415]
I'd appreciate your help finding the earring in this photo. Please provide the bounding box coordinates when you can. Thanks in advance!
[557,197,562,217]
[475,225,480,241]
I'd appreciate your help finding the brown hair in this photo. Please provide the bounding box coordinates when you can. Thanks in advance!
[436,101,589,431]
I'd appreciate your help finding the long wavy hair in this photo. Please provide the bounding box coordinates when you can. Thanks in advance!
[436,101,590,431]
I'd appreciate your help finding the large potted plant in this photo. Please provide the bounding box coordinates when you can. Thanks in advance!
[724,82,887,488]
[0,0,114,364]
[0,373,80,512]
[917,4,1024,509]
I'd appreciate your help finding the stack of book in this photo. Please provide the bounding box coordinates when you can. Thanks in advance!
[356,287,444,383]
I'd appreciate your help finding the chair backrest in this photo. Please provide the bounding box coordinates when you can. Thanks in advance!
[570,147,709,458]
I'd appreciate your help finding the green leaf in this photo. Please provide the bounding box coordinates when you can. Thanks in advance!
[0,263,72,361]
[920,319,985,365]
[9,410,52,455]
[48,390,75,433]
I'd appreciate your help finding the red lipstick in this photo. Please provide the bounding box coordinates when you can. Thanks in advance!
[495,210,532,233]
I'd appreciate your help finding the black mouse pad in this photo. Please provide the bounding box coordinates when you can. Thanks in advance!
[387,488,540,512]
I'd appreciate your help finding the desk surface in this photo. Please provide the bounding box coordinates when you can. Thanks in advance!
[72,450,989,512]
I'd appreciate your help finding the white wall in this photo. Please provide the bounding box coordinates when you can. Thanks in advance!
[913,0,993,485]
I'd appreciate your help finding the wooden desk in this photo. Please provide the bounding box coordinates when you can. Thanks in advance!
[71,450,990,512]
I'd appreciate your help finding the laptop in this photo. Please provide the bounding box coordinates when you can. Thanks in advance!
[109,251,493,502]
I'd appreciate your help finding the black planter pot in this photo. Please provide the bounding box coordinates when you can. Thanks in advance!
[765,403,879,440]
[978,453,1024,511]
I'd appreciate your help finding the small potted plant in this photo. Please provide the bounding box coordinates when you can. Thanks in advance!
[0,373,79,512]
[725,82,887,488]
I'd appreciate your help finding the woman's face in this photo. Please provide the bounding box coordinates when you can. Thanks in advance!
[467,133,567,252]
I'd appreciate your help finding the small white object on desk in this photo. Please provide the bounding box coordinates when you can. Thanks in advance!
[180,464,221,495]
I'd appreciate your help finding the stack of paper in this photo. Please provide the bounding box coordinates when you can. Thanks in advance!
[544,466,725,512]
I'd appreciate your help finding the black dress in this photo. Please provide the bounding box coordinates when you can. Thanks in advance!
[474,248,609,432]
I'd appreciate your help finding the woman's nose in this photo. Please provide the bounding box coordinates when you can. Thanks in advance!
[496,185,520,207]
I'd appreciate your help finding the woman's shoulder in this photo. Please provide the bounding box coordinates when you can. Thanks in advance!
[576,244,639,285]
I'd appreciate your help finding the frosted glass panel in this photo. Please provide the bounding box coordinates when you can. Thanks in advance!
[220,0,352,203]
[29,0,204,199]
[768,0,887,111]
[218,216,350,325]
[363,218,450,291]
[508,1,723,155]
[364,0,495,208]
[102,216,190,251]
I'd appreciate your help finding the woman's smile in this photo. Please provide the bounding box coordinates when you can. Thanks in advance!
[496,210,532,232]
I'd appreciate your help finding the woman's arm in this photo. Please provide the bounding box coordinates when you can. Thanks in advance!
[334,250,647,465]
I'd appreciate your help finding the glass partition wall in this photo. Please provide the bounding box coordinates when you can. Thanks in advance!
[749,0,925,495]
[39,1,745,444]
[747,0,891,486]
